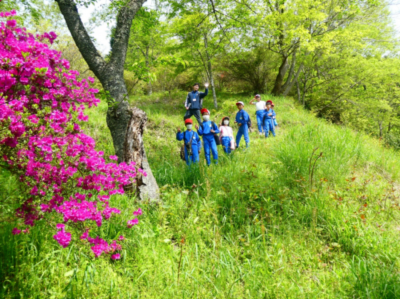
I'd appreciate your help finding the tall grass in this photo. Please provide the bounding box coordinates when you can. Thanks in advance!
[1,92,400,298]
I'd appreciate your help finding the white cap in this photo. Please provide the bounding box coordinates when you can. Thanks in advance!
[236,101,244,106]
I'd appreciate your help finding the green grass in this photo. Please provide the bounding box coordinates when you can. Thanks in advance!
[2,91,400,298]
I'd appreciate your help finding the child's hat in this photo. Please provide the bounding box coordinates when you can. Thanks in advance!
[236,101,244,106]
[255,94,261,98]
[200,108,210,115]
[221,116,230,123]
[266,100,273,105]
[184,119,193,125]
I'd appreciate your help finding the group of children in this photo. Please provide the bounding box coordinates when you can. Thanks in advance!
[177,94,277,166]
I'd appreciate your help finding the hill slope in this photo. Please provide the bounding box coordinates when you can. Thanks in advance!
[1,92,400,298]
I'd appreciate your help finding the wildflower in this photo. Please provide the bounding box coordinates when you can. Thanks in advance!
[12,228,21,235]
[111,253,121,260]
[127,218,139,228]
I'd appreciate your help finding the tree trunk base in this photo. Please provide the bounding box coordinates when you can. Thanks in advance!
[107,102,160,202]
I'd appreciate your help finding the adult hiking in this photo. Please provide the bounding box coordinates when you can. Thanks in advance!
[249,94,266,135]
[184,83,209,125]
[196,108,219,165]
[176,119,201,166]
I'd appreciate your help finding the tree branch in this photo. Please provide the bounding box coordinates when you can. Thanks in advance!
[109,0,147,69]
[55,0,106,80]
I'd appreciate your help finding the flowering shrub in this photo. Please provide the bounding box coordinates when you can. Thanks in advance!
[0,10,143,259]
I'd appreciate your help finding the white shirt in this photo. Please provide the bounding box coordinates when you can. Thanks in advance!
[252,101,266,111]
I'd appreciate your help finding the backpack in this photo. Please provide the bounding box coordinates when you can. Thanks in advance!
[201,122,221,146]
[180,131,194,161]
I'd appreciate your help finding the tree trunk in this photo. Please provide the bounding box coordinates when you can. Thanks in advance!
[296,79,301,103]
[282,49,296,92]
[145,47,152,95]
[204,33,217,108]
[378,121,383,138]
[56,0,160,201]
[271,55,289,96]
[208,66,217,109]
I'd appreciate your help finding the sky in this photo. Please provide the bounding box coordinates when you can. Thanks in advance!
[80,0,400,56]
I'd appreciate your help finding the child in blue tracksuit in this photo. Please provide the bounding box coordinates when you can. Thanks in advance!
[235,101,250,148]
[263,101,276,137]
[176,119,201,166]
[196,108,219,165]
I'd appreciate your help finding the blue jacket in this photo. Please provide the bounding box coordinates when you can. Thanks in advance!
[264,108,276,120]
[184,89,208,110]
[198,121,220,138]
[176,130,201,149]
[235,110,250,125]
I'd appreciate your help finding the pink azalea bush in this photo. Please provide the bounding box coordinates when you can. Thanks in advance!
[0,9,144,259]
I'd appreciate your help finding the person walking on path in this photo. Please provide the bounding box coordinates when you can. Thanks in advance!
[176,119,201,166]
[196,108,219,165]
[219,116,235,154]
[249,94,266,135]
[235,101,250,148]
[184,83,209,125]
[263,101,276,138]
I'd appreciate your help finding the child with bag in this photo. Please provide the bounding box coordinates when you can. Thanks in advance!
[235,101,251,148]
[219,116,235,154]
[269,100,278,127]
[176,119,201,166]
[196,108,219,165]
[263,101,276,138]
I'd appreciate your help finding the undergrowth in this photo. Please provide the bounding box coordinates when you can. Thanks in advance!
[1,92,400,298]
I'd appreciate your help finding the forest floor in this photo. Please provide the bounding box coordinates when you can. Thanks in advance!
[2,92,400,298]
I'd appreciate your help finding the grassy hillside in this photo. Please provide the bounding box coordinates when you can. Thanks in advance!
[1,92,400,298]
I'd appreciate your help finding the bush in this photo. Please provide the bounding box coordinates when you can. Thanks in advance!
[0,10,142,259]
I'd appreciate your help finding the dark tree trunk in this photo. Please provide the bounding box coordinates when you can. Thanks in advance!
[203,33,217,108]
[271,55,289,96]
[56,0,159,201]
[296,79,301,103]
[282,49,296,93]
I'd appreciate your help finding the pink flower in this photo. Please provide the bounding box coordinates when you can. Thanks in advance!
[53,230,71,248]
[56,223,65,231]
[109,155,118,161]
[127,218,139,228]
[80,229,89,240]
[111,253,120,260]
[118,235,125,241]
[6,19,17,27]
[133,208,142,216]
[12,228,21,235]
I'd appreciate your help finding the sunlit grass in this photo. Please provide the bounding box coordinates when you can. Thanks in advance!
[1,92,400,298]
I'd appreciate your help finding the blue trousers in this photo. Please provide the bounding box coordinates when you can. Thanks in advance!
[184,145,199,166]
[203,137,218,165]
[221,137,232,154]
[236,125,249,147]
[264,119,276,137]
[256,110,265,133]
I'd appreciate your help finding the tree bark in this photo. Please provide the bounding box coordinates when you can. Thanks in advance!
[56,0,160,201]
[145,47,152,95]
[296,79,301,103]
[204,33,218,108]
[282,49,297,92]
[271,55,289,96]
